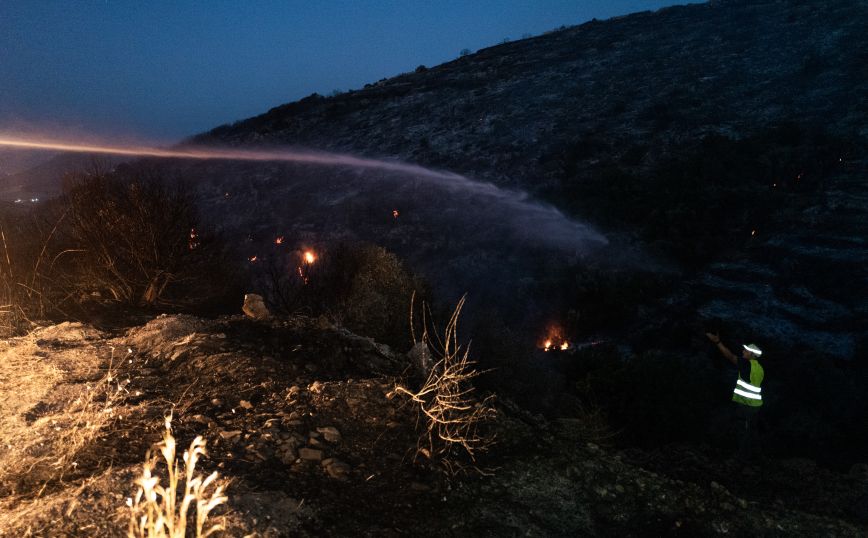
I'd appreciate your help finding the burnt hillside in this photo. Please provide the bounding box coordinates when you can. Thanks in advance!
[196,0,868,191]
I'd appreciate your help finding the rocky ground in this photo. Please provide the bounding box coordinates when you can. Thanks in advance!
[1,314,865,536]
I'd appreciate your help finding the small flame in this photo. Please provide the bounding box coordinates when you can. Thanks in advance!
[392,209,400,219]
[248,255,258,263]
[540,324,570,352]
[274,236,284,245]
[303,250,316,264]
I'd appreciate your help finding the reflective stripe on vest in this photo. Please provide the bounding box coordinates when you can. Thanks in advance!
[733,377,762,401]
[733,359,764,406]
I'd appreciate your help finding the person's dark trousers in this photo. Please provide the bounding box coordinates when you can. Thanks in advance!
[736,405,761,462]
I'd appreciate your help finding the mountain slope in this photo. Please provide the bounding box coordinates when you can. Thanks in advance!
[196,0,868,190]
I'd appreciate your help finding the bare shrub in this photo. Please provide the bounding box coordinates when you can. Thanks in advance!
[127,415,227,538]
[62,168,232,307]
[390,295,496,474]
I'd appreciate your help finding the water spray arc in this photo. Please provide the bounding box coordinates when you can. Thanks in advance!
[0,134,607,250]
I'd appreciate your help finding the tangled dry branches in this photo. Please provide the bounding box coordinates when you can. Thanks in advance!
[390,295,496,474]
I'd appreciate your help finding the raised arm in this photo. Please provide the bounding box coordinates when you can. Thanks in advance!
[706,332,738,366]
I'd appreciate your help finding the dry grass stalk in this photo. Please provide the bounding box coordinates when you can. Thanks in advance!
[391,295,496,474]
[127,415,227,538]
[0,344,130,499]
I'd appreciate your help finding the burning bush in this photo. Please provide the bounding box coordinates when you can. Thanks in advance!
[260,241,427,350]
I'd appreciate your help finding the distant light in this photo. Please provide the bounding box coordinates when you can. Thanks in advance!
[14,199,23,204]
[30,198,39,203]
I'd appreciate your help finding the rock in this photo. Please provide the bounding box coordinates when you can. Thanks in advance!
[408,342,434,378]
[308,381,324,394]
[219,430,242,440]
[239,400,254,410]
[278,445,298,465]
[299,448,323,461]
[848,463,868,478]
[316,426,342,443]
[322,458,351,479]
[242,294,271,320]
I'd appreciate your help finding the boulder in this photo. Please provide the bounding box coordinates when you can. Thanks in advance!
[242,294,271,320]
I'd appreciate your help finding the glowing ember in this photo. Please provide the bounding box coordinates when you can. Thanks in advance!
[303,250,316,264]
[189,228,200,250]
[392,209,400,219]
[248,255,258,263]
[274,236,284,245]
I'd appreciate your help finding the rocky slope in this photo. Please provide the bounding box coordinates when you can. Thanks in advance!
[184,0,868,357]
[196,0,868,187]
[1,315,865,536]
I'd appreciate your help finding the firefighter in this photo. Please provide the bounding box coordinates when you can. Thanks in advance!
[706,332,764,461]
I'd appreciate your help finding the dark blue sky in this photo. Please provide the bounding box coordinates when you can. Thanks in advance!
[0,1,679,140]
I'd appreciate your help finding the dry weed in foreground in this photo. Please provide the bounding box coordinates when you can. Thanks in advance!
[390,295,496,474]
[127,415,227,538]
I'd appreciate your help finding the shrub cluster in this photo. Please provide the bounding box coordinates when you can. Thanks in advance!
[0,167,234,333]
[257,241,428,350]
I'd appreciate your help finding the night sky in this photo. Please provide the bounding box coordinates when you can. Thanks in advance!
[0,1,680,141]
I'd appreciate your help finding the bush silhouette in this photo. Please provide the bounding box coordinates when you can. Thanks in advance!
[60,168,233,308]
[261,241,426,350]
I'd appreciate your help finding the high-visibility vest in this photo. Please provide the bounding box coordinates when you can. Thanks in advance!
[732,359,764,407]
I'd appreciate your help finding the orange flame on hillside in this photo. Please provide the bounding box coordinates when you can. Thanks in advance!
[540,324,570,352]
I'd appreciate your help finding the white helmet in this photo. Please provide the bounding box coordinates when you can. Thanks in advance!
[743,343,763,356]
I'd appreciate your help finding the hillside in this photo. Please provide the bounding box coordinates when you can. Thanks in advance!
[1,314,865,536]
[2,2,868,533]
[185,0,868,354]
[196,0,867,186]
[172,0,868,464]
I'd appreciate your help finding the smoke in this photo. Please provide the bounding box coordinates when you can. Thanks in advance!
[0,133,606,251]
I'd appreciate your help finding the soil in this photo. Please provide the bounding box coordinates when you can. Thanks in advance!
[1,314,865,536]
